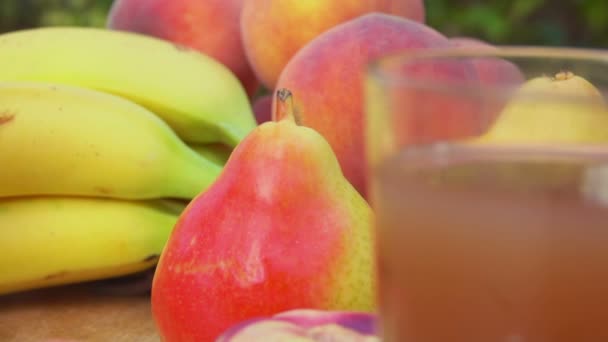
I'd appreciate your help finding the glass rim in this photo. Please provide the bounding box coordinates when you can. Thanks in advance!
[384,143,608,205]
[396,142,608,169]
[367,45,608,99]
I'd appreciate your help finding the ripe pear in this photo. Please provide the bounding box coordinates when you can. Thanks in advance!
[151,89,376,342]
[473,71,608,144]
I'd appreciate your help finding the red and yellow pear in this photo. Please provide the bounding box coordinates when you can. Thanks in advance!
[151,90,376,342]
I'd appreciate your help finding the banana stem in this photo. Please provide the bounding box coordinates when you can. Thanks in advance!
[169,150,223,199]
[275,88,300,125]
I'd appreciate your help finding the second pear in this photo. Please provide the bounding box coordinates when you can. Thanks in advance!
[474,71,608,144]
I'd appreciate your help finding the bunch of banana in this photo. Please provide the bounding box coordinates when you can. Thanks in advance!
[0,26,258,295]
[0,26,257,147]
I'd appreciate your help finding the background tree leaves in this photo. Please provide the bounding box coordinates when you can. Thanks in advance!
[0,0,606,47]
[0,0,113,32]
[426,0,607,47]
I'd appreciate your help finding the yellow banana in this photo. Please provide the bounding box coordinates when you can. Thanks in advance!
[0,81,221,200]
[0,196,184,295]
[0,26,257,147]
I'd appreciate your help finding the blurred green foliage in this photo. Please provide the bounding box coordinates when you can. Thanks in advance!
[0,0,114,32]
[0,0,606,47]
[427,0,608,47]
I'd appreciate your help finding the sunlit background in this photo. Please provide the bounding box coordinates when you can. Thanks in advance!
[0,0,606,47]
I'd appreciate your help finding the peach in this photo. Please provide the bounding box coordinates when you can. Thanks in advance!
[449,37,525,87]
[107,0,258,97]
[450,37,526,128]
[274,13,480,198]
[240,0,426,89]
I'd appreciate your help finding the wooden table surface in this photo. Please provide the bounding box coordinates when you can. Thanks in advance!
[0,275,160,342]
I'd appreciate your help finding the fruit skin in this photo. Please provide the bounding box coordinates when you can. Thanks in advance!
[0,196,183,295]
[274,13,472,198]
[0,82,221,200]
[107,0,259,98]
[0,26,256,147]
[189,143,233,167]
[241,0,426,89]
[449,37,524,88]
[473,71,608,144]
[449,36,525,128]
[216,309,379,341]
[151,91,376,342]
[252,94,273,124]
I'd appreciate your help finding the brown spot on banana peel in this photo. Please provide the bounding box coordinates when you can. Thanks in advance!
[44,271,69,280]
[94,186,113,195]
[38,255,158,286]
[0,111,15,125]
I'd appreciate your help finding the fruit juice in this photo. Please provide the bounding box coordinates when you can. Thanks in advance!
[372,144,608,342]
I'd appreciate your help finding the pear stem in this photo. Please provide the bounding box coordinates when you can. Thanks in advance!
[275,88,300,125]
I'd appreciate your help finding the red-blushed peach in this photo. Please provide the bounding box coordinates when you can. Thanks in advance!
[107,0,258,97]
[151,92,375,342]
[273,13,481,198]
[449,37,525,88]
[240,0,426,89]
[252,94,273,125]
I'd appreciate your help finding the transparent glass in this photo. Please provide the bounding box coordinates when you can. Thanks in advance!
[365,47,608,342]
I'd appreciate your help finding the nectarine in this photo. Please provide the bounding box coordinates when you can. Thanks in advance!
[241,0,426,89]
[252,94,273,125]
[274,13,480,198]
[449,37,524,88]
[450,37,525,128]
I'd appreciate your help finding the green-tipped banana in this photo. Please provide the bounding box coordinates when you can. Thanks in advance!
[0,197,184,295]
[0,82,221,199]
[189,143,234,167]
[0,26,257,147]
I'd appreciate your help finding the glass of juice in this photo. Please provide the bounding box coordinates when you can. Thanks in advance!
[365,47,608,342]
